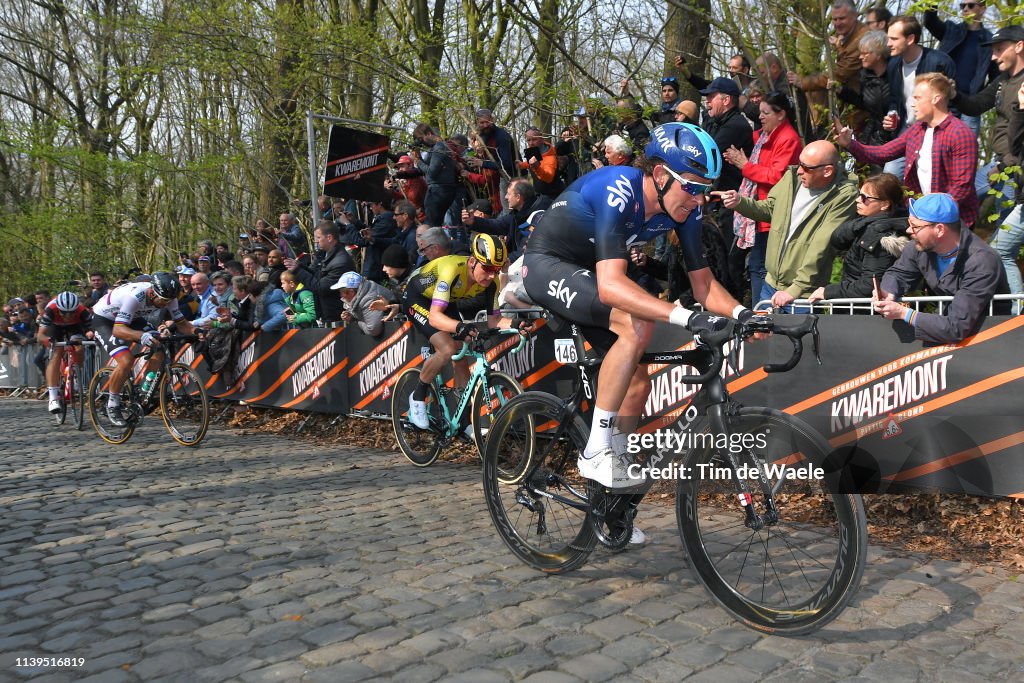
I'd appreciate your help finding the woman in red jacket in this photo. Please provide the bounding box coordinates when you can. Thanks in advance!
[723,91,803,306]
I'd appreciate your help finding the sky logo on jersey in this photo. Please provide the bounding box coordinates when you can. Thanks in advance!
[547,278,577,308]
[605,174,633,213]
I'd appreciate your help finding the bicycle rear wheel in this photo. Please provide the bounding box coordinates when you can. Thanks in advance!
[676,407,868,636]
[390,368,443,466]
[88,367,136,445]
[482,392,595,573]
[470,371,527,463]
[160,363,210,446]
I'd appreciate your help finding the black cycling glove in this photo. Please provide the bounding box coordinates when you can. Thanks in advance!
[686,312,731,335]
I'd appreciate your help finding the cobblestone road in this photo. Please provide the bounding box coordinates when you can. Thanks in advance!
[1,398,1022,683]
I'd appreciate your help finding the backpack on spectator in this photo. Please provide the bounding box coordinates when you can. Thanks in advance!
[201,325,241,376]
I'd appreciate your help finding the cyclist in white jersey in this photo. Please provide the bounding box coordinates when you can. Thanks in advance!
[91,272,199,426]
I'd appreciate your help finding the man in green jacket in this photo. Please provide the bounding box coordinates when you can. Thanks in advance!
[714,140,858,310]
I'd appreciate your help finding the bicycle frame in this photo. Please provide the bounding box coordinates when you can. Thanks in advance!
[121,335,202,421]
[54,339,96,394]
[515,322,758,518]
[429,328,524,440]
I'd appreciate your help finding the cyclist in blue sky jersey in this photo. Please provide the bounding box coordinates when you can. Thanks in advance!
[524,123,756,490]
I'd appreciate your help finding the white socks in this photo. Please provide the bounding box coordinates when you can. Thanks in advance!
[584,407,617,458]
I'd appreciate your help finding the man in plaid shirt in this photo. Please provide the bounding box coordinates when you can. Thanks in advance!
[834,72,978,228]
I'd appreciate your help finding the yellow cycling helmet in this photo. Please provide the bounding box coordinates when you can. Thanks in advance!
[471,233,508,268]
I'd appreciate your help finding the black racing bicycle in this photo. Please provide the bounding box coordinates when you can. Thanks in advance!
[482,313,868,636]
[88,333,209,447]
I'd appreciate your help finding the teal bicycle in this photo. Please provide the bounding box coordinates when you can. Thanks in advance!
[391,325,531,472]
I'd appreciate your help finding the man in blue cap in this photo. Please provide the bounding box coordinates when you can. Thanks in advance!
[876,192,1009,344]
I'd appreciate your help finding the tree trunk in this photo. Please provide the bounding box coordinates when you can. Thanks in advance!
[665,0,710,102]
[259,0,304,219]
[532,0,559,133]
[348,0,380,122]
[410,0,447,124]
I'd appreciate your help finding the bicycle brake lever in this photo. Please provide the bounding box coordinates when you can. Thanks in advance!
[811,318,822,365]
[727,332,740,374]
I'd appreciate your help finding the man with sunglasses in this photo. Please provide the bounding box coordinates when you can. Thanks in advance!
[523,123,753,492]
[875,193,1008,344]
[924,0,996,136]
[91,272,200,427]
[715,140,858,310]
[461,178,551,260]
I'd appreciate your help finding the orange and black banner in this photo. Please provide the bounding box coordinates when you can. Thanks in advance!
[323,125,391,203]
[174,315,1024,498]
[638,316,1024,498]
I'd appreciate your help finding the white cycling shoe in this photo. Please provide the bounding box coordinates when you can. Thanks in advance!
[408,393,429,429]
[47,399,62,414]
[577,447,644,490]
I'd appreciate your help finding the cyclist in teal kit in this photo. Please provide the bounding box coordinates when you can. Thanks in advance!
[524,123,755,490]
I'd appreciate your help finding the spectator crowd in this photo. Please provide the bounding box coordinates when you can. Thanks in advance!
[4,0,1024,394]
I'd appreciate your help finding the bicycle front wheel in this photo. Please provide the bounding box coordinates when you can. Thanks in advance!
[88,367,136,445]
[54,369,68,426]
[70,363,86,430]
[160,363,210,446]
[470,371,526,463]
[482,392,595,573]
[676,407,868,636]
[390,368,443,466]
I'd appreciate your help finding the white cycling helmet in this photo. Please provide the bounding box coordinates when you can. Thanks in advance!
[55,291,79,312]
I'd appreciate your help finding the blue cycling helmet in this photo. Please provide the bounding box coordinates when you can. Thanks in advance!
[645,122,722,182]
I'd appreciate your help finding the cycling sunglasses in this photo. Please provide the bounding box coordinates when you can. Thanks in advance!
[661,77,679,86]
[477,263,502,275]
[662,164,712,196]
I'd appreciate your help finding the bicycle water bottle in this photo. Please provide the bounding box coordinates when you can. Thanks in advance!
[140,371,158,398]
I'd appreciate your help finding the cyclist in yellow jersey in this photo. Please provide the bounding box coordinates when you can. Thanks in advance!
[402,234,513,429]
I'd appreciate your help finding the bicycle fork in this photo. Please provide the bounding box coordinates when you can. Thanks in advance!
[708,404,780,532]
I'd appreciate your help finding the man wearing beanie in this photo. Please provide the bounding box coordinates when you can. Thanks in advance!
[381,244,412,296]
[876,193,1009,344]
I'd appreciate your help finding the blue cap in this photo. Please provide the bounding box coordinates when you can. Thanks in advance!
[909,193,959,224]
[330,271,363,290]
[175,266,196,276]
[698,77,740,98]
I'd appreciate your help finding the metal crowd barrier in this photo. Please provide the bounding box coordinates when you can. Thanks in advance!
[1,341,108,393]
[754,294,1024,315]
[0,342,43,392]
